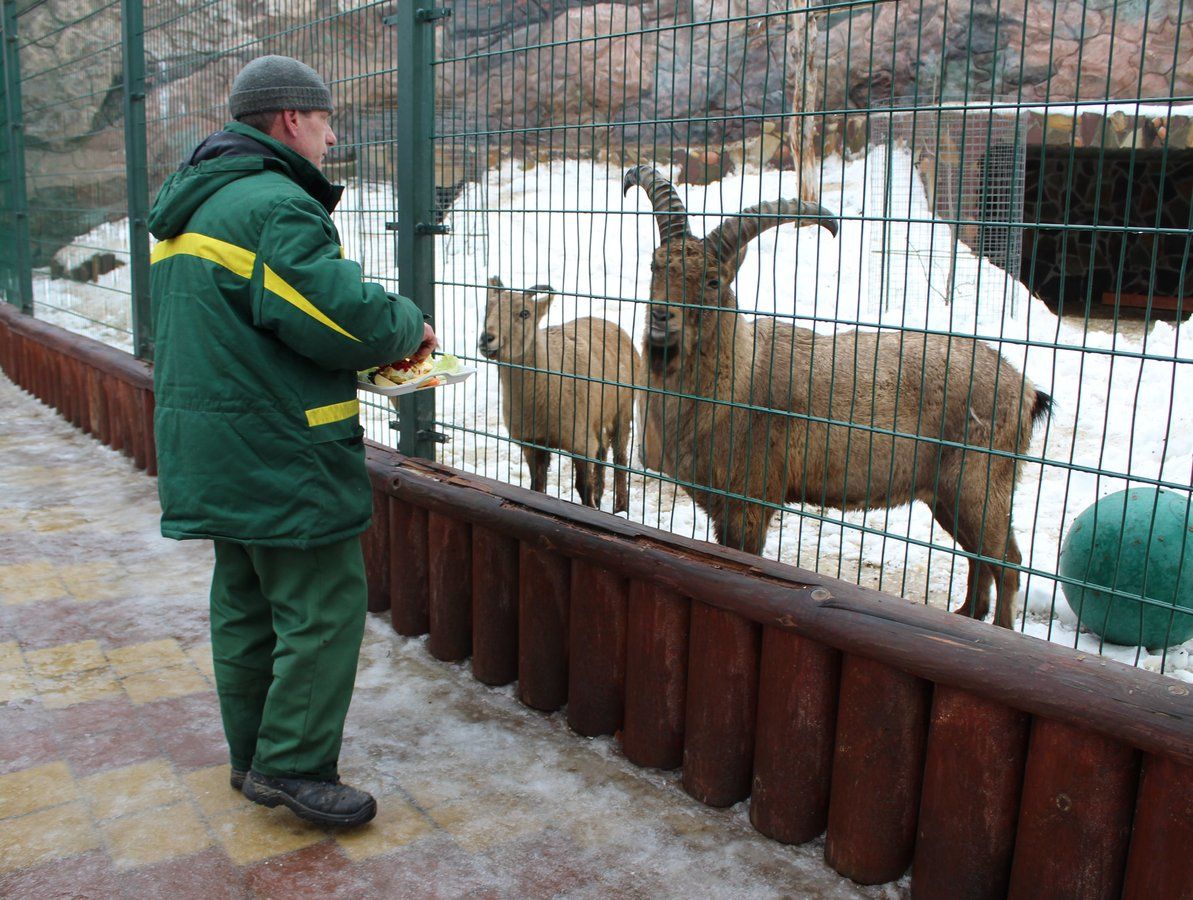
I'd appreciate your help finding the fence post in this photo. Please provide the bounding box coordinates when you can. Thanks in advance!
[393,0,445,460]
[121,0,152,361]
[1,0,32,314]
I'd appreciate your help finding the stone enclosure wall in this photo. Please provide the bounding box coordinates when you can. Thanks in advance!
[10,0,1192,262]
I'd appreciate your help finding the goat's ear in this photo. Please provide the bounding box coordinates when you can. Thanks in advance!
[525,284,556,304]
[487,275,504,288]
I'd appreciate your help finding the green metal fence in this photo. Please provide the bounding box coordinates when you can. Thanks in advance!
[2,0,1192,670]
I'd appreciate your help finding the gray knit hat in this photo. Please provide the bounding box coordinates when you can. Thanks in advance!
[229,55,333,119]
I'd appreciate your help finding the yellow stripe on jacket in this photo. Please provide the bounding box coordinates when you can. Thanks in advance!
[152,232,361,343]
[304,398,360,427]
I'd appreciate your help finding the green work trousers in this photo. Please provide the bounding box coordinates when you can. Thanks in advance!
[209,536,367,781]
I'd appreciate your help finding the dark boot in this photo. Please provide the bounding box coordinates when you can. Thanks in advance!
[242,770,376,827]
[230,768,247,791]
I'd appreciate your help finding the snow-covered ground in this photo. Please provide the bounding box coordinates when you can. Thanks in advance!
[29,147,1193,678]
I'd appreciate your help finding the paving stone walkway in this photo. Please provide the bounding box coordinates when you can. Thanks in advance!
[0,373,897,899]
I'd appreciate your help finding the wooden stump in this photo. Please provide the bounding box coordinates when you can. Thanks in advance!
[518,543,570,711]
[824,655,931,885]
[427,511,471,661]
[622,580,689,769]
[389,498,429,636]
[1123,754,1193,899]
[471,525,519,686]
[682,601,760,807]
[750,627,841,844]
[567,560,627,737]
[1008,718,1138,899]
[911,685,1030,898]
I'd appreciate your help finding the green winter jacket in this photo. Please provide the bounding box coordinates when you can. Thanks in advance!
[149,122,424,548]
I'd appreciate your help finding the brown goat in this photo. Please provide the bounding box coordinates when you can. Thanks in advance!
[478,277,639,512]
[625,165,1052,627]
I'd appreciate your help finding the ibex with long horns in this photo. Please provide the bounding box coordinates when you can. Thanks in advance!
[624,165,1051,627]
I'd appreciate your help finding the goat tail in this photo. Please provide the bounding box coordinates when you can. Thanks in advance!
[1030,388,1054,426]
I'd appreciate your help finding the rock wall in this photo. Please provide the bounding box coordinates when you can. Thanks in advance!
[822,0,1192,110]
[8,0,1191,257]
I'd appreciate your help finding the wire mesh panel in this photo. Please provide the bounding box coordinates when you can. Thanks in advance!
[16,0,133,347]
[867,102,1026,318]
[5,0,1192,672]
[427,0,1193,673]
[0,45,16,306]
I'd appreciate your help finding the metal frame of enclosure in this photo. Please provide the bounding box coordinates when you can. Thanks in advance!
[1,0,1193,892]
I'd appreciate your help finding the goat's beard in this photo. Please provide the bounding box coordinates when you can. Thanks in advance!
[646,338,680,375]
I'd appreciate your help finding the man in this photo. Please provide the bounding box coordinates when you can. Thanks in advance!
[148,55,434,827]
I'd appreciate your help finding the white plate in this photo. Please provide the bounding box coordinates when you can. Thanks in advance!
[357,366,476,397]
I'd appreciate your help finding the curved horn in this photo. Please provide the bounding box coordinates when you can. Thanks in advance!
[704,199,838,261]
[622,165,692,244]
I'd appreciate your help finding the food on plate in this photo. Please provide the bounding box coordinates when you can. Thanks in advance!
[359,354,463,390]
[376,356,436,385]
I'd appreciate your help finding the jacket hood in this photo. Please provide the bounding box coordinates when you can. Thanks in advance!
[148,122,344,240]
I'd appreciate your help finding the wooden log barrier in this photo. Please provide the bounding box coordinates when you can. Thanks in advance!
[72,362,88,432]
[375,453,1193,770]
[26,338,40,401]
[88,364,108,445]
[23,338,38,401]
[567,560,628,738]
[140,388,157,477]
[7,331,19,385]
[43,343,56,408]
[682,601,761,807]
[911,685,1030,899]
[389,498,429,636]
[25,336,39,400]
[103,373,121,454]
[129,382,149,470]
[66,355,82,429]
[59,351,73,421]
[106,373,126,456]
[427,510,472,662]
[1008,718,1138,899]
[14,332,27,390]
[362,489,391,614]
[25,337,37,399]
[78,364,93,436]
[750,627,842,844]
[2,329,13,380]
[31,340,47,404]
[1,331,15,383]
[470,525,519,686]
[59,353,77,427]
[1122,754,1193,899]
[825,654,932,885]
[518,542,570,712]
[622,580,690,769]
[47,348,63,414]
[122,380,142,466]
[14,333,26,387]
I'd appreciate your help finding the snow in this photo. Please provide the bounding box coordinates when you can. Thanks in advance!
[29,146,1193,678]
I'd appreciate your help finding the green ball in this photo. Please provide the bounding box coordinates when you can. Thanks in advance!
[1059,488,1193,649]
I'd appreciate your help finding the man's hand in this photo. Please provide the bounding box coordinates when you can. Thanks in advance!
[408,322,438,365]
